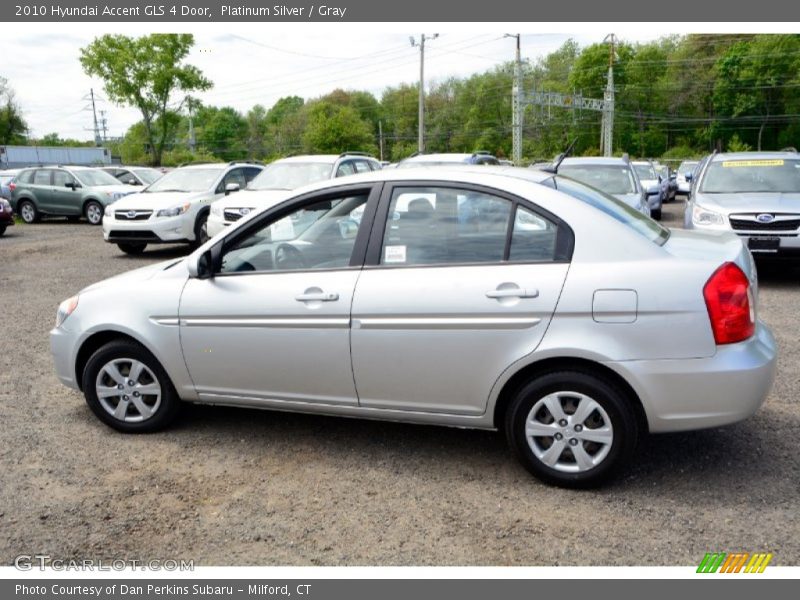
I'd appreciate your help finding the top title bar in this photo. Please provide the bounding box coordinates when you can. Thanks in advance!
[3,0,800,22]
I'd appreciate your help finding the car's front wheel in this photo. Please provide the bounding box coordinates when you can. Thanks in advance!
[651,207,662,220]
[84,200,104,225]
[505,370,638,488]
[117,242,147,255]
[82,340,181,433]
[194,211,209,246]
[0,225,6,236]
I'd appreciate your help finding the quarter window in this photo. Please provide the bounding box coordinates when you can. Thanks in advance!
[509,206,558,262]
[336,162,356,177]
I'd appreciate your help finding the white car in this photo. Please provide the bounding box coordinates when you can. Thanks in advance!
[207,154,381,237]
[51,166,776,488]
[102,162,264,254]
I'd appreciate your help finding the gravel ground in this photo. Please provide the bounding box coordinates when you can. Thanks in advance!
[1,201,799,566]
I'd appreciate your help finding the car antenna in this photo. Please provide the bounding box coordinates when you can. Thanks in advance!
[541,138,578,174]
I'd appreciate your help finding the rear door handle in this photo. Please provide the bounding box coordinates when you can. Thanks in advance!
[295,292,339,302]
[486,287,539,299]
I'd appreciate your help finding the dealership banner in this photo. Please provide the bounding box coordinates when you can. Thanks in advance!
[3,0,800,21]
[4,579,799,600]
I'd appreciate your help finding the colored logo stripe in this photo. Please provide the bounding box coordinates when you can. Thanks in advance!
[697,552,773,573]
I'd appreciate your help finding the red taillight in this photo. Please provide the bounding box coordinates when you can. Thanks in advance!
[703,262,755,344]
[9,182,16,192]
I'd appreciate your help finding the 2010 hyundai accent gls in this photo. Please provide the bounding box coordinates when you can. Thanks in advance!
[50,167,777,487]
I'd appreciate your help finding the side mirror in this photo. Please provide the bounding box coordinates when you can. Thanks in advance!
[646,184,660,196]
[188,242,222,280]
[65,182,77,190]
[657,174,662,183]
[225,183,240,196]
[126,178,139,185]
[684,172,693,182]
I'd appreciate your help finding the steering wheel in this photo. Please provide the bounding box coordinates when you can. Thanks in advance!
[274,243,307,270]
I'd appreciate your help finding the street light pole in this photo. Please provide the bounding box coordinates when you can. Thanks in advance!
[411,33,438,153]
[505,34,522,165]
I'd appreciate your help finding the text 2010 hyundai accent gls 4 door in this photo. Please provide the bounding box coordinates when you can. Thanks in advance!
[50,167,777,488]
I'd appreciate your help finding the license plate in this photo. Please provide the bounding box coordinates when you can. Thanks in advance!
[748,236,780,253]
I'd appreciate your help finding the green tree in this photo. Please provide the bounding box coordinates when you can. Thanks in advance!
[80,34,212,165]
[0,77,27,144]
[194,105,248,160]
[301,101,375,154]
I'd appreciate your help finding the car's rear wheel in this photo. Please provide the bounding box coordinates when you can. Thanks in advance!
[82,340,181,433]
[84,200,103,225]
[18,200,39,224]
[505,371,638,488]
[651,207,662,220]
[0,225,6,236]
[117,242,147,255]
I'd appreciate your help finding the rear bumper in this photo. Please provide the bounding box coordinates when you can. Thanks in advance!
[607,321,777,433]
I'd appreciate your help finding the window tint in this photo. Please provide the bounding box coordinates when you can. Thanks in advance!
[220,193,369,274]
[53,170,75,187]
[336,162,356,177]
[381,187,512,266]
[509,206,558,262]
[220,168,248,192]
[243,167,262,183]
[33,170,52,185]
[558,164,638,194]
[17,170,35,184]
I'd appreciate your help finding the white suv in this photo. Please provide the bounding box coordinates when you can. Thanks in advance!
[103,162,264,254]
[207,153,381,237]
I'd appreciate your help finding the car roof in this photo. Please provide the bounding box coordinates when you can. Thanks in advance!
[631,160,654,165]
[560,157,631,167]
[401,153,484,163]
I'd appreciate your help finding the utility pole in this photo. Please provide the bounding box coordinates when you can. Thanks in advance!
[186,97,197,152]
[505,33,522,165]
[410,33,438,153]
[88,88,101,146]
[99,110,108,143]
[601,34,616,157]
[378,120,384,162]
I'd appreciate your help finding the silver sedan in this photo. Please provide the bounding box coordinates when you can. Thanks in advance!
[50,167,777,488]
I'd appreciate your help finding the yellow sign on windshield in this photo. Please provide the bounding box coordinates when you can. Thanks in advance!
[722,160,784,168]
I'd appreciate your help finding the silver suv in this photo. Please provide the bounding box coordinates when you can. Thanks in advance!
[555,157,651,216]
[102,161,264,254]
[684,151,800,258]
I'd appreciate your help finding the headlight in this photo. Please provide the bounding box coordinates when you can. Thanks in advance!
[156,203,191,218]
[55,295,79,328]
[210,204,222,217]
[104,204,114,216]
[110,191,130,202]
[692,204,725,226]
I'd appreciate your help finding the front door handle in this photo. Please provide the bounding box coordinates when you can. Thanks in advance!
[295,291,339,302]
[486,287,539,299]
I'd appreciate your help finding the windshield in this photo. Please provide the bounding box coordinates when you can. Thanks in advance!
[73,169,121,187]
[132,168,163,185]
[633,164,656,181]
[146,167,223,193]
[248,162,333,190]
[558,164,638,195]
[700,159,800,193]
[677,161,698,175]
[555,176,670,246]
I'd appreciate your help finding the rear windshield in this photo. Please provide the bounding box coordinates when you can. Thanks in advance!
[700,159,800,193]
[146,167,224,193]
[249,162,333,190]
[558,164,638,195]
[633,163,656,181]
[677,161,698,175]
[554,176,670,246]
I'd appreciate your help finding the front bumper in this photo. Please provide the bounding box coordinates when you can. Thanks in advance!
[206,213,232,238]
[50,325,80,390]
[608,320,777,433]
[103,214,193,244]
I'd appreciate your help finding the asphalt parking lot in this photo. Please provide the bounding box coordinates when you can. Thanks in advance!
[1,198,799,566]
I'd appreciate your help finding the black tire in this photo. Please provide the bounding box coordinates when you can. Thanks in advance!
[81,340,181,433]
[66,215,81,223]
[651,207,662,220]
[18,199,39,223]
[84,200,104,225]
[505,370,638,488]
[117,242,147,255]
[193,211,209,246]
[0,225,6,236]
